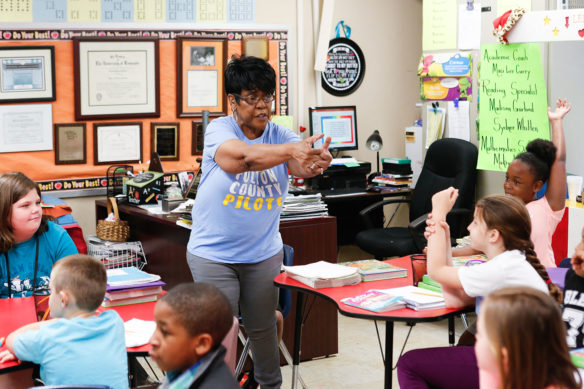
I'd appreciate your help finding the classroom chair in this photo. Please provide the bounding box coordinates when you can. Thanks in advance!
[235,244,307,389]
[355,138,478,259]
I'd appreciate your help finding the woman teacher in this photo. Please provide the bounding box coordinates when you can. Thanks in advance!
[186,56,332,388]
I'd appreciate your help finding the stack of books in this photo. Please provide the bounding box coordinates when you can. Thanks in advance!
[103,266,165,307]
[280,194,328,221]
[339,259,408,282]
[283,261,361,288]
[341,290,406,313]
[375,285,446,311]
[373,158,413,188]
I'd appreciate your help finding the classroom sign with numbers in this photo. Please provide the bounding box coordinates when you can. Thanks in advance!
[478,43,549,172]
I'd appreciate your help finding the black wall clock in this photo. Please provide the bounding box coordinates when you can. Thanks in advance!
[321,37,365,96]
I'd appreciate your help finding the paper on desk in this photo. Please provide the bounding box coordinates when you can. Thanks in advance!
[124,318,156,347]
[331,157,358,165]
[137,204,167,214]
[283,261,358,280]
[447,101,470,141]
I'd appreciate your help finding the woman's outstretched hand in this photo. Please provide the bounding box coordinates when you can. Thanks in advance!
[294,134,332,176]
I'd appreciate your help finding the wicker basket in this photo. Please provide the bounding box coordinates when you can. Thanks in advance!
[96,197,130,242]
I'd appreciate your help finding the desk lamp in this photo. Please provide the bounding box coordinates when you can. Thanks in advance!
[366,130,383,183]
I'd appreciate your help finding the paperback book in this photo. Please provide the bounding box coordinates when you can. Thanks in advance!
[375,285,445,311]
[106,267,161,287]
[102,294,159,307]
[339,259,408,282]
[341,290,406,313]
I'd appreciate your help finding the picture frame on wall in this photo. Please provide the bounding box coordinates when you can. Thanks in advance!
[93,122,142,165]
[54,123,86,165]
[151,122,179,161]
[0,46,56,103]
[0,104,53,153]
[74,38,160,120]
[191,120,204,155]
[242,36,269,60]
[177,37,227,118]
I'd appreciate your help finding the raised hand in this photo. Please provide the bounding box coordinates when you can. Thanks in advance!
[548,98,571,122]
[431,187,459,221]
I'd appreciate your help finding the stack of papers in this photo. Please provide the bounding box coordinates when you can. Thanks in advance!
[106,267,161,287]
[284,261,361,289]
[104,267,163,307]
[281,194,328,221]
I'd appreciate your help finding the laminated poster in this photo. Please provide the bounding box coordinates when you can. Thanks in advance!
[420,77,472,101]
[418,52,472,77]
[478,43,549,172]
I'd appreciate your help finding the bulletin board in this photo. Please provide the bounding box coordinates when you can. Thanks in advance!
[0,26,289,193]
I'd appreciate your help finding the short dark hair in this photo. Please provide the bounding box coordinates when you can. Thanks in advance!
[514,139,557,183]
[160,283,233,348]
[224,55,276,101]
[52,254,107,311]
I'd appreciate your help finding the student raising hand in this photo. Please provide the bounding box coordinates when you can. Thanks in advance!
[431,187,459,221]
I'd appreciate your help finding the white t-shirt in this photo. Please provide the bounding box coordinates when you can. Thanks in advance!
[458,249,549,313]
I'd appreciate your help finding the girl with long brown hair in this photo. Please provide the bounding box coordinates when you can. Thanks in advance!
[397,189,561,388]
[0,172,77,298]
[478,286,580,389]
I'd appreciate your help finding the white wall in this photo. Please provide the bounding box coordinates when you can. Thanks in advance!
[72,0,424,236]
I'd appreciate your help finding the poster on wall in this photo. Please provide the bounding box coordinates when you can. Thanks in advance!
[321,38,365,96]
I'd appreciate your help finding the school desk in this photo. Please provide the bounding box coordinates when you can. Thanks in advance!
[274,256,473,389]
[0,297,157,374]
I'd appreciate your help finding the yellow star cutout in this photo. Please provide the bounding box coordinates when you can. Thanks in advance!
[544,16,550,25]
[553,27,559,36]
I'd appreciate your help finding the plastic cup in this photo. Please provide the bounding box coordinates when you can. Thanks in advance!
[34,293,51,321]
[567,176,583,202]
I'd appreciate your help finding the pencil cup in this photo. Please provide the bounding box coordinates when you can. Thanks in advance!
[567,176,583,202]
[34,292,51,321]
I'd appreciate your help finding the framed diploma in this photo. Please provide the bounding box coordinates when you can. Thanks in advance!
[0,46,56,103]
[54,123,86,165]
[93,122,142,165]
[191,120,204,155]
[151,122,179,161]
[74,38,160,120]
[0,104,53,153]
[177,37,226,118]
[242,36,269,60]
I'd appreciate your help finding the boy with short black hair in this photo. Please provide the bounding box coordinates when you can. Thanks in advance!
[149,282,239,389]
[0,254,129,389]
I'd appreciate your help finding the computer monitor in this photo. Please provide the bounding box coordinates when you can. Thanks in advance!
[308,106,358,151]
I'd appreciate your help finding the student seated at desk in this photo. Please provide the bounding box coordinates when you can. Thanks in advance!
[0,254,128,389]
[0,172,78,298]
[477,287,580,389]
[397,189,561,389]
[149,283,239,389]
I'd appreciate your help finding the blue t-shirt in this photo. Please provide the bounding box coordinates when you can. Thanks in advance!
[1,221,78,298]
[13,310,129,389]
[187,116,300,263]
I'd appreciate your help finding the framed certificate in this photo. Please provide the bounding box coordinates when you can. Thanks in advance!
[93,122,142,165]
[74,38,160,120]
[151,122,179,161]
[54,123,86,165]
[242,36,269,60]
[0,104,53,153]
[0,46,56,103]
[177,37,226,118]
[191,120,204,155]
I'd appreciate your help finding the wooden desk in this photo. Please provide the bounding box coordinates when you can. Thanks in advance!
[314,187,411,245]
[275,256,472,389]
[95,200,339,361]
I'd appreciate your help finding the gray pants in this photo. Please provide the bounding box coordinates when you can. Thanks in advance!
[187,250,283,389]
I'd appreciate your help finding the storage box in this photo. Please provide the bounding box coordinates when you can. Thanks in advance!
[125,171,164,205]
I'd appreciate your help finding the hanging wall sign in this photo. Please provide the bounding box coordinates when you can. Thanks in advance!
[321,37,365,96]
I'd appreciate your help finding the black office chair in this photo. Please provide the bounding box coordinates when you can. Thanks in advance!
[355,138,478,259]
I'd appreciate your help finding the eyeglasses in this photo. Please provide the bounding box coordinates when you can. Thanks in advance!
[232,93,275,105]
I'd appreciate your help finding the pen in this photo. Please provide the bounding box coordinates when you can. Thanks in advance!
[412,291,442,298]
